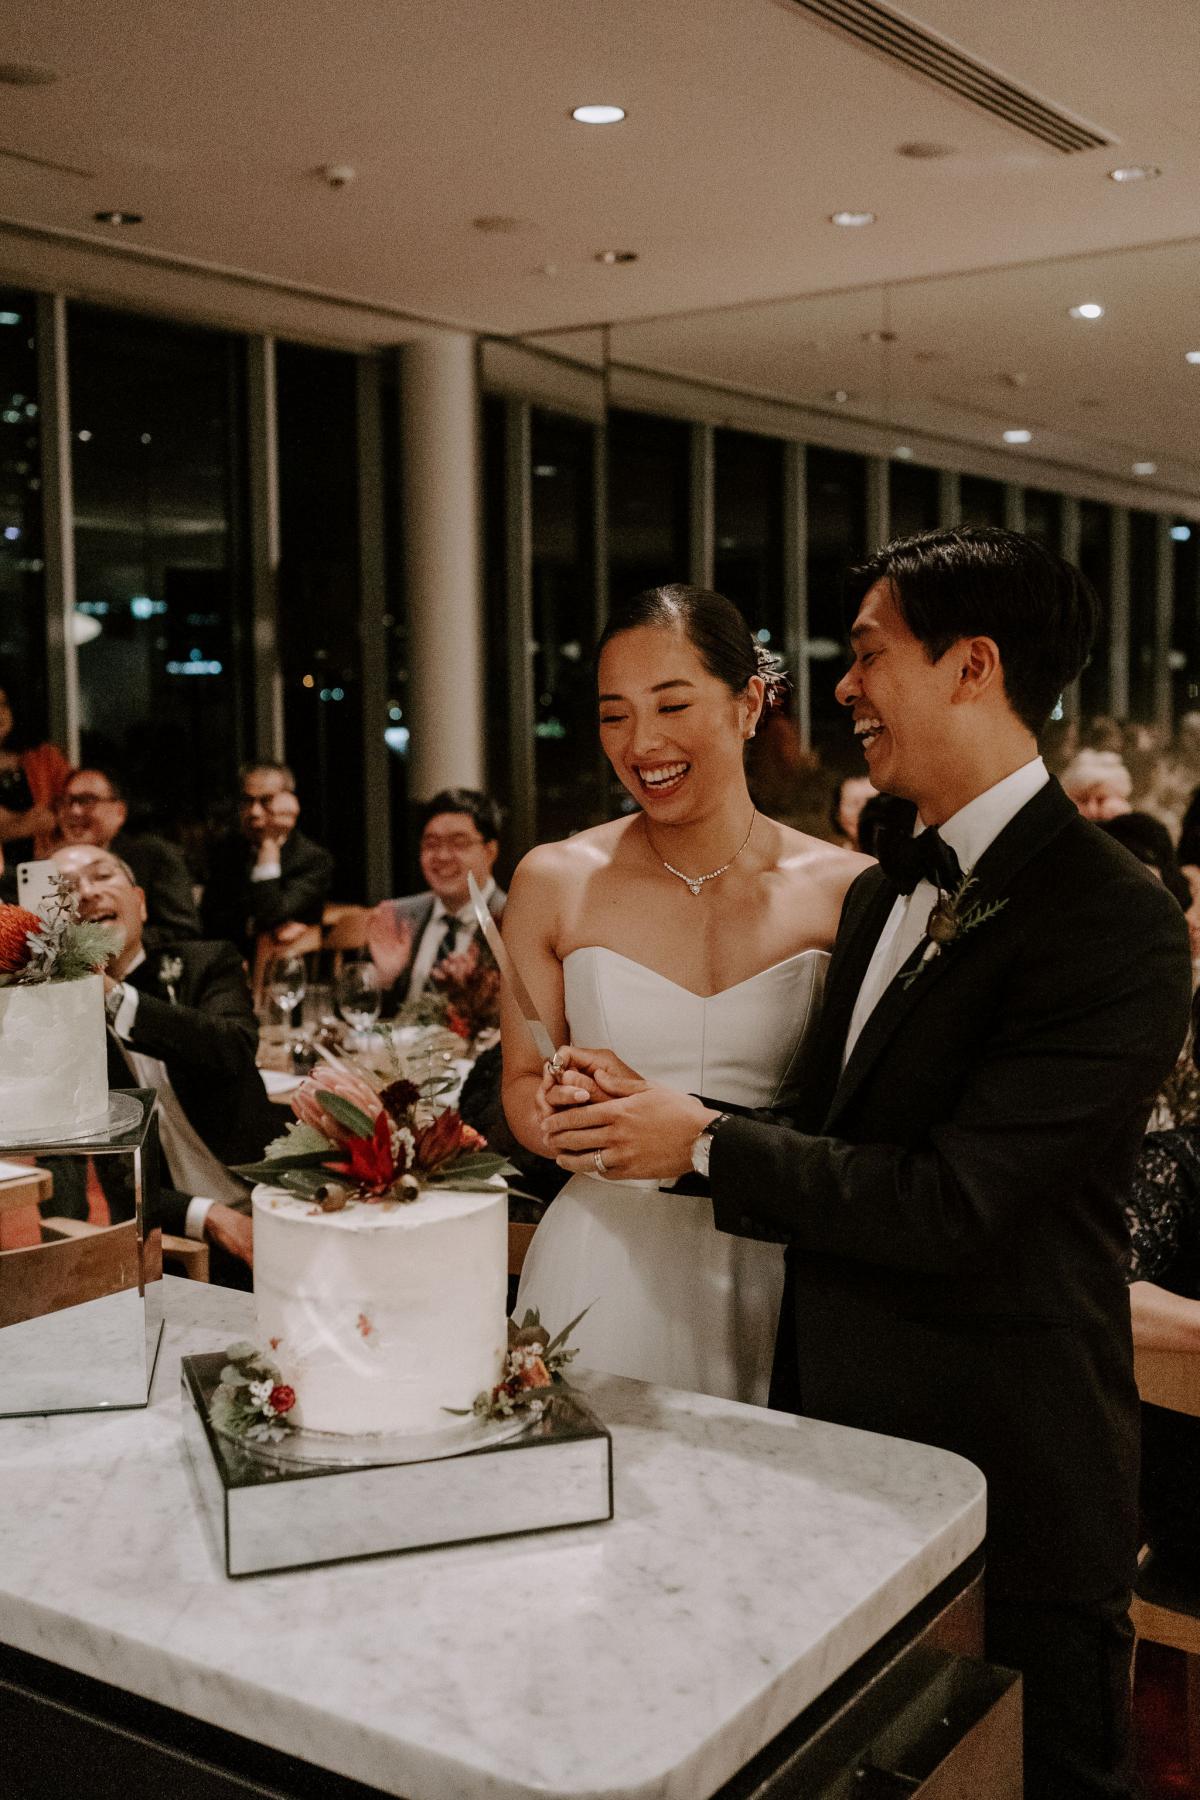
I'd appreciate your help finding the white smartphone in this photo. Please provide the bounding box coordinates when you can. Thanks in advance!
[16,859,60,920]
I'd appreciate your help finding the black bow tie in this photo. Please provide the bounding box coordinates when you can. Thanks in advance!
[876,824,963,897]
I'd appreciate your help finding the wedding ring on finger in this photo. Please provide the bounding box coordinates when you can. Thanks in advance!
[546,1053,566,1080]
[593,1149,607,1178]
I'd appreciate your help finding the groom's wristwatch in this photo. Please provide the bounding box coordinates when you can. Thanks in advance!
[691,1112,731,1178]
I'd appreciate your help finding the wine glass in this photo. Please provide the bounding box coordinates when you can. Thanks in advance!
[267,955,307,1042]
[336,961,382,1044]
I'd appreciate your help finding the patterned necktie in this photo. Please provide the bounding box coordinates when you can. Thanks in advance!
[433,914,460,966]
[876,824,963,897]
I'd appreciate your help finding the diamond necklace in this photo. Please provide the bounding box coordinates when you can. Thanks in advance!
[650,809,757,897]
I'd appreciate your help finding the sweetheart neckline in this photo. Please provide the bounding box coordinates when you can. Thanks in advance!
[561,943,828,1002]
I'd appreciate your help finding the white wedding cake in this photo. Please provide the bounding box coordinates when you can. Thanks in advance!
[0,972,110,1142]
[252,1183,508,1435]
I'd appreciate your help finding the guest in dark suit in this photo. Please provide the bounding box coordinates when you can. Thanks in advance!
[54,764,201,945]
[368,788,505,1008]
[543,527,1193,1800]
[201,760,334,957]
[50,842,279,1281]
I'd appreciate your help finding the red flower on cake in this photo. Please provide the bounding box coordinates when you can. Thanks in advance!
[292,1063,384,1145]
[0,904,44,975]
[327,1108,397,1194]
[413,1108,485,1175]
[356,1313,375,1339]
[267,1384,295,1416]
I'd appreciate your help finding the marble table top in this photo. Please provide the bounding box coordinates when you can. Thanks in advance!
[0,1279,985,1800]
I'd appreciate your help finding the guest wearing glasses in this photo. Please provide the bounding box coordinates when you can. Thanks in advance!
[54,764,201,945]
[368,788,505,1006]
[201,760,334,957]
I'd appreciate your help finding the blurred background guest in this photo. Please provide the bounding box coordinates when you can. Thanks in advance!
[201,760,333,956]
[368,787,504,1006]
[54,763,200,945]
[0,665,69,875]
[49,842,273,1283]
[828,773,877,850]
[1060,747,1134,821]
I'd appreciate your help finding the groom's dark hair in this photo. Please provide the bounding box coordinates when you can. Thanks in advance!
[845,526,1098,735]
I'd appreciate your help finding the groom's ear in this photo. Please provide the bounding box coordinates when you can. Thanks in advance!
[951,635,1003,704]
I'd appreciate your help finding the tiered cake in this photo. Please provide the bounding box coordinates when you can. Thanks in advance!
[0,972,109,1142]
[251,1184,508,1435]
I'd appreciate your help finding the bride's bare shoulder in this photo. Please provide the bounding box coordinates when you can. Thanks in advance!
[511,817,637,895]
[772,823,874,895]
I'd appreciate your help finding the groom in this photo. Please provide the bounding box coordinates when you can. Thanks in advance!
[544,527,1192,1800]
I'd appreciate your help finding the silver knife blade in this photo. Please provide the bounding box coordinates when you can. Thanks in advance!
[468,872,557,1063]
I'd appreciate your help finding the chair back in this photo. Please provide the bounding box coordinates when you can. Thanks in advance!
[323,906,370,978]
[0,1220,161,1328]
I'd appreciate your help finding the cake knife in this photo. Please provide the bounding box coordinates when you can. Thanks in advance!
[467,872,558,1065]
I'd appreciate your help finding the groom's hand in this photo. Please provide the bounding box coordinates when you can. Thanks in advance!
[535,1044,642,1123]
[544,1078,717,1181]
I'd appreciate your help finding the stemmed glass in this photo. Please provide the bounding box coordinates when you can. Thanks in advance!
[335,960,382,1046]
[267,955,308,1044]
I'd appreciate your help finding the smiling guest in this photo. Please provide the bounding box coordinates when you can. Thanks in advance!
[55,764,201,945]
[48,843,277,1280]
[368,788,506,1006]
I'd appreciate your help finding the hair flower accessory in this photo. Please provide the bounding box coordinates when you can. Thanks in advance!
[900,874,1008,990]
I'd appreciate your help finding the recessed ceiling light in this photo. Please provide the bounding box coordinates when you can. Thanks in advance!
[1108,165,1161,183]
[93,210,142,226]
[1003,429,1032,444]
[1186,351,1200,365]
[1132,461,1157,476]
[1069,303,1104,320]
[830,210,876,227]
[572,104,626,125]
[1171,525,1192,542]
[893,446,914,460]
[594,249,637,265]
[828,389,852,404]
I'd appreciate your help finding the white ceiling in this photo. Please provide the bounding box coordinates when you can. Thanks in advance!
[0,0,1197,487]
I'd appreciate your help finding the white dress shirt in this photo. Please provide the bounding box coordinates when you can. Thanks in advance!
[408,876,497,999]
[843,757,1049,1065]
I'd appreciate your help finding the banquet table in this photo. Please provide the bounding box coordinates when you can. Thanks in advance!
[0,1278,1011,1799]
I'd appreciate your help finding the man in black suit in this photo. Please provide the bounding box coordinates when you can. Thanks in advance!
[201,760,334,956]
[544,527,1193,1799]
[368,788,505,1009]
[54,764,201,946]
[51,843,279,1279]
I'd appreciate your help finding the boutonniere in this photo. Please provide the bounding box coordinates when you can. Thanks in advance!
[899,875,1008,990]
[157,954,183,1004]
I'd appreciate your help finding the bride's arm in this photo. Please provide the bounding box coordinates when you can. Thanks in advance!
[500,847,574,1156]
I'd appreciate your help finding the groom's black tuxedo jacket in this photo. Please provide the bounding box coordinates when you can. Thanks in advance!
[709,778,1192,1606]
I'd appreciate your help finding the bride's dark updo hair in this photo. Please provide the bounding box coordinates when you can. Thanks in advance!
[596,584,788,727]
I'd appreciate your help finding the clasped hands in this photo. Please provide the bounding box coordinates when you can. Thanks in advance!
[537,1047,717,1182]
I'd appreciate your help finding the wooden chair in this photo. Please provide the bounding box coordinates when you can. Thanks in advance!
[1130,1345,1200,1777]
[508,1220,537,1278]
[0,1165,52,1251]
[252,923,323,1009]
[323,905,370,979]
[0,1219,163,1328]
[42,1213,209,1283]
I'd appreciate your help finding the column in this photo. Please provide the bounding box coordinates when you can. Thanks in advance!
[401,332,485,799]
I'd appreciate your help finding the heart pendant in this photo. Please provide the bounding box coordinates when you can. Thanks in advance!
[688,880,702,896]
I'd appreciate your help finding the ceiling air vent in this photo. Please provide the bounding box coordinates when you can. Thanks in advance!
[785,0,1112,154]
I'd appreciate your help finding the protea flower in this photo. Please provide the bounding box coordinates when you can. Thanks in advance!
[0,905,43,975]
[412,1108,486,1175]
[291,1060,384,1145]
[325,1108,398,1195]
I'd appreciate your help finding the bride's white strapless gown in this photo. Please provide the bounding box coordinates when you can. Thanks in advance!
[515,945,827,1405]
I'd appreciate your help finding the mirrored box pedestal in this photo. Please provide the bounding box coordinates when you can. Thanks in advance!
[0,1091,163,1417]
[181,1352,613,1577]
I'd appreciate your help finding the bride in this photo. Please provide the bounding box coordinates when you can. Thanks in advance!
[501,584,868,1403]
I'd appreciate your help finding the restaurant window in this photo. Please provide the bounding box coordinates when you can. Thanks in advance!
[1128,511,1158,724]
[481,395,512,848]
[1172,520,1200,723]
[806,447,867,761]
[888,460,939,540]
[1077,501,1112,725]
[1023,489,1061,550]
[69,305,250,844]
[530,408,603,844]
[276,341,364,900]
[0,292,47,737]
[607,409,690,607]
[713,428,785,650]
[959,475,1006,528]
